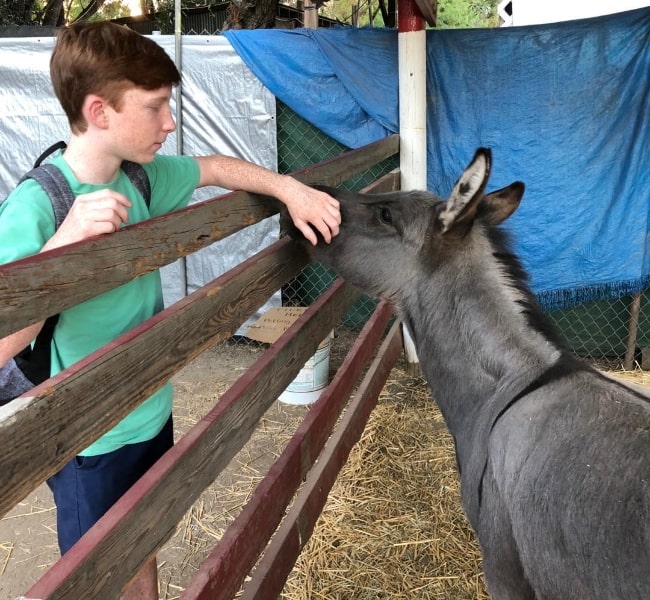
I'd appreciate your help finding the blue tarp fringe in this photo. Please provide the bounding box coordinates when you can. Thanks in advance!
[225,7,650,312]
[538,277,650,314]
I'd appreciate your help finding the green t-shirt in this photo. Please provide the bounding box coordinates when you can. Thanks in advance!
[0,153,201,455]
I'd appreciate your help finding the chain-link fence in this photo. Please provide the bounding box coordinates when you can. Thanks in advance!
[547,293,649,370]
[277,102,650,370]
[276,100,398,329]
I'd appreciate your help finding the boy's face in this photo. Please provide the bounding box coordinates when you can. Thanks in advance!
[105,85,176,164]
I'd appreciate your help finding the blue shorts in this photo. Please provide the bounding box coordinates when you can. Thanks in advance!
[46,416,173,555]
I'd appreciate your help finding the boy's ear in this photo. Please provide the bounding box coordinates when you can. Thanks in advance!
[84,94,109,130]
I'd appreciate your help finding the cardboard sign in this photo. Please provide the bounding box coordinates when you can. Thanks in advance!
[243,307,308,344]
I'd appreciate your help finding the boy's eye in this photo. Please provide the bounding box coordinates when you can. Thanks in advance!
[147,101,168,111]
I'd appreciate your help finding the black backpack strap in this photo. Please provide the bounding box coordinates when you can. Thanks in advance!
[10,164,73,387]
[121,160,151,209]
[15,314,59,384]
[33,141,68,168]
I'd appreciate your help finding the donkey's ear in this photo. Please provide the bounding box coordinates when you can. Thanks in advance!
[440,148,491,233]
[478,181,525,226]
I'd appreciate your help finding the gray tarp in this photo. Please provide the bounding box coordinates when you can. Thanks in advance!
[0,35,282,324]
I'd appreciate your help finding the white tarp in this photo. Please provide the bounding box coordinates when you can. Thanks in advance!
[507,0,650,25]
[0,34,281,322]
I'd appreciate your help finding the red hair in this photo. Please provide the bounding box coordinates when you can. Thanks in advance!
[51,21,181,133]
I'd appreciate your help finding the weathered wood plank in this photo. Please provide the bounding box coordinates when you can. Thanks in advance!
[360,168,400,193]
[0,134,398,337]
[181,300,394,600]
[240,319,404,599]
[26,279,360,600]
[0,237,311,518]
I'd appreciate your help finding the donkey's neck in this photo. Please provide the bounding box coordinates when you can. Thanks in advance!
[401,232,563,435]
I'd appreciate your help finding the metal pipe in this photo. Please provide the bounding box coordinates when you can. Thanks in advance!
[174,0,188,296]
[624,293,641,370]
[174,0,183,156]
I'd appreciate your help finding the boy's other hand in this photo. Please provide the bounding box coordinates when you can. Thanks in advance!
[44,190,132,250]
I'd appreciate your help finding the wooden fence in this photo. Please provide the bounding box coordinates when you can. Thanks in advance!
[0,134,402,599]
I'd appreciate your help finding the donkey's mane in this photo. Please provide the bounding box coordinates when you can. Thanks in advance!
[486,225,570,352]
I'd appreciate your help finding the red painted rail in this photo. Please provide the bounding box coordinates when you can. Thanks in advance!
[182,301,396,600]
[241,318,404,598]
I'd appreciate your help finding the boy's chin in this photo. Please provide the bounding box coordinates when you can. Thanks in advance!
[136,152,156,164]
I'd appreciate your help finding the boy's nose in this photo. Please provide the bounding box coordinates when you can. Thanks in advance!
[163,107,176,133]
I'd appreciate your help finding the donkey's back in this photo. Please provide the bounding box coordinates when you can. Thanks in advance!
[482,365,649,599]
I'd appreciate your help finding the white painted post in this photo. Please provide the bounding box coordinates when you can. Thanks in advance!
[398,0,427,372]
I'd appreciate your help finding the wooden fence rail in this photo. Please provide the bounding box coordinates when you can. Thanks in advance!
[27,278,361,599]
[241,317,404,599]
[0,135,402,599]
[0,134,399,337]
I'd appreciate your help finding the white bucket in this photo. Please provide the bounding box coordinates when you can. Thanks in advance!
[279,334,332,405]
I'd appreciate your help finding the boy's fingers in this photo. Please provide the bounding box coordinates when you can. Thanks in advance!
[296,221,317,246]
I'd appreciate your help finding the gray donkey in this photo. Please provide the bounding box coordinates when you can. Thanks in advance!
[282,149,650,600]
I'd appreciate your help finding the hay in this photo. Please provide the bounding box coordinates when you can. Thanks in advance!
[161,334,488,599]
[163,335,649,600]
[283,363,488,600]
[159,347,310,598]
[603,367,650,387]
[1,541,13,576]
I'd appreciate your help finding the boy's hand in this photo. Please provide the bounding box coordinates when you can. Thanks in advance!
[281,180,341,246]
[43,190,132,250]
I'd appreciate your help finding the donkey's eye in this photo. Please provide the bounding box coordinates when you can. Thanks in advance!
[379,207,393,224]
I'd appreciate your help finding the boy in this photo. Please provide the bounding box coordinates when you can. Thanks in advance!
[0,21,339,599]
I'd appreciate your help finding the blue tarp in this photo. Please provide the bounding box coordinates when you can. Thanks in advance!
[224,7,650,311]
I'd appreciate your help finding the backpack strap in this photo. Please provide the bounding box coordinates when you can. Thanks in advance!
[17,312,59,384]
[19,164,75,230]
[19,160,151,222]
[23,139,151,212]
[33,141,67,168]
[11,164,75,386]
[121,160,151,208]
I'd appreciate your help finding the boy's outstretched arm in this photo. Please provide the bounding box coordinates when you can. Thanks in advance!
[195,155,340,246]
